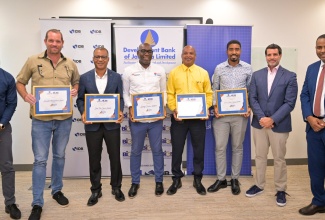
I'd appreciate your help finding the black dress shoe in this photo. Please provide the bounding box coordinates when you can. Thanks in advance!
[230,179,241,195]
[193,179,206,195]
[155,182,164,196]
[128,183,140,198]
[5,204,21,219]
[299,203,325,215]
[207,179,227,193]
[87,191,102,206]
[167,178,182,195]
[28,205,42,220]
[112,189,125,202]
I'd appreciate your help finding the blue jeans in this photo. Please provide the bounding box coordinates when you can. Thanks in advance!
[130,120,164,184]
[31,117,72,207]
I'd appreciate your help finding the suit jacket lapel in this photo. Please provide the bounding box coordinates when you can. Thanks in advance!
[90,69,99,93]
[261,68,269,98]
[104,69,113,93]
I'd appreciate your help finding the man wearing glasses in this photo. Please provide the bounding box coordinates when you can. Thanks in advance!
[16,29,79,220]
[122,43,166,198]
[76,46,125,205]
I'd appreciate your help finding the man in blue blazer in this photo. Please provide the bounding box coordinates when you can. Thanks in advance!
[76,46,125,205]
[246,44,298,207]
[300,34,325,216]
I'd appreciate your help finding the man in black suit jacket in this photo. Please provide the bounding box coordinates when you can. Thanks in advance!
[76,46,125,205]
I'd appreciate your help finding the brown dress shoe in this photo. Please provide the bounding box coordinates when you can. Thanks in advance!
[299,203,325,215]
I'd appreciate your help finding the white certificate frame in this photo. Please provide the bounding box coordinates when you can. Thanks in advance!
[131,92,164,121]
[84,94,120,123]
[215,88,248,116]
[33,85,72,116]
[176,93,207,119]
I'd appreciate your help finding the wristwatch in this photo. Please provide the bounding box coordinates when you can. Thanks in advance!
[0,124,4,130]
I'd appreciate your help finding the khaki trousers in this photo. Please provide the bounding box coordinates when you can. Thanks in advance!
[252,127,289,191]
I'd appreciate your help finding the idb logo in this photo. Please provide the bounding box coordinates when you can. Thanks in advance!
[72,118,82,122]
[73,59,82,63]
[72,147,84,151]
[93,44,104,49]
[69,29,81,34]
[123,112,128,119]
[72,44,84,49]
[122,138,132,145]
[90,29,102,34]
[140,29,159,47]
[74,132,86,137]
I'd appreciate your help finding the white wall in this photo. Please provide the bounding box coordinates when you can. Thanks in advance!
[1,0,325,164]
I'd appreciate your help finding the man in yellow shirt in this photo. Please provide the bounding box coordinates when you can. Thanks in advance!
[166,45,213,196]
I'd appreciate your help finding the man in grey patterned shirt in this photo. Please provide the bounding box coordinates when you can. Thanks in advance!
[207,40,253,195]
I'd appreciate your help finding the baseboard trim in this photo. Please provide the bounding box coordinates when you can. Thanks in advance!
[14,164,33,171]
[251,158,308,166]
[14,159,308,172]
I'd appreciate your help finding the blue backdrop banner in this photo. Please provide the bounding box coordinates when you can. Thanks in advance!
[186,25,252,176]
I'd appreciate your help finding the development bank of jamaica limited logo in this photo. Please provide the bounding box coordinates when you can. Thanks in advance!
[122,151,131,158]
[163,150,172,158]
[72,146,84,152]
[140,29,159,47]
[122,138,132,145]
[121,125,131,132]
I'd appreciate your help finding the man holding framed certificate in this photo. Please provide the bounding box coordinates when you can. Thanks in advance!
[166,45,213,196]
[16,29,80,220]
[122,43,167,198]
[76,46,125,205]
[208,40,253,196]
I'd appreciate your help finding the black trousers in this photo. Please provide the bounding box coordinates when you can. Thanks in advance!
[170,116,206,179]
[85,124,122,192]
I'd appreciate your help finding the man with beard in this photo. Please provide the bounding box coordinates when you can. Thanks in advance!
[208,40,252,196]
[16,29,80,220]
[246,44,298,207]
[122,43,166,198]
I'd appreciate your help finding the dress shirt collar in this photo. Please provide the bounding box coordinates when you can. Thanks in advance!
[268,65,280,74]
[226,60,243,67]
[181,63,196,72]
[95,70,107,79]
[137,61,152,71]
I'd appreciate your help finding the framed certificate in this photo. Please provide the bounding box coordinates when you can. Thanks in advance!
[33,86,72,116]
[176,93,207,119]
[131,92,164,120]
[215,88,248,116]
[85,94,120,123]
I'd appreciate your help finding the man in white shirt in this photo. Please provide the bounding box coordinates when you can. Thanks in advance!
[122,43,166,198]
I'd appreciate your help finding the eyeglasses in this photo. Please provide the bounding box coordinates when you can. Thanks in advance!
[94,56,108,60]
[139,49,153,54]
